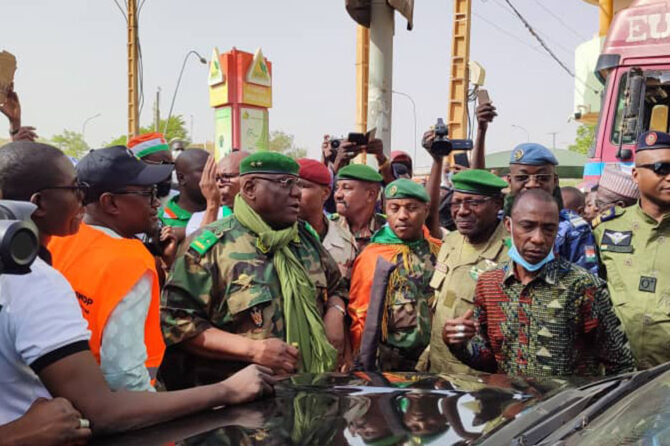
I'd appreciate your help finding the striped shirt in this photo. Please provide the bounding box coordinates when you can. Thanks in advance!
[451,258,635,377]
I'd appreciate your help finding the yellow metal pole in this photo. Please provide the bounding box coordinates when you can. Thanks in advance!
[128,0,140,138]
[599,0,614,37]
[356,25,370,134]
[447,0,472,141]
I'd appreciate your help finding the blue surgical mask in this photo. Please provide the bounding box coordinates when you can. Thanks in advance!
[507,222,555,272]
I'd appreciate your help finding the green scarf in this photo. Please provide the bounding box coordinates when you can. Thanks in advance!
[370,224,425,249]
[233,195,336,373]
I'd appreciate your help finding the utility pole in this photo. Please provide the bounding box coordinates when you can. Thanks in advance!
[548,131,558,150]
[127,0,139,138]
[153,87,160,132]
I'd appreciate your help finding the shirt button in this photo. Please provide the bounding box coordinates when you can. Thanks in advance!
[633,223,640,231]
[624,258,633,267]
[643,314,654,326]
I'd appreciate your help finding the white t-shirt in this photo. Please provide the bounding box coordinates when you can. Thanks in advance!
[186,207,227,238]
[0,257,91,424]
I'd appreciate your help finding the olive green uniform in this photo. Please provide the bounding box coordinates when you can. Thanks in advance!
[427,221,509,373]
[594,204,670,369]
[160,215,348,388]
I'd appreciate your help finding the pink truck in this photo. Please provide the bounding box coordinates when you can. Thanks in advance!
[585,0,670,183]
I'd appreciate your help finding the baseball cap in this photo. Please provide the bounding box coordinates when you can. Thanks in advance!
[77,146,173,191]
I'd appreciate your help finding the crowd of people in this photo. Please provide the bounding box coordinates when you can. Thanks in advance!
[1,84,670,444]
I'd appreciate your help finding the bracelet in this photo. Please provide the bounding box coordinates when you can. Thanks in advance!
[327,303,346,316]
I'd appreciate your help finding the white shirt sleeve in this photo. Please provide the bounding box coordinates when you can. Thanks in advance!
[186,208,224,238]
[99,271,155,392]
[9,258,90,368]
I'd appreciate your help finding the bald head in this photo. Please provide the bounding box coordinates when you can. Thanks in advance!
[174,149,210,206]
[0,141,68,201]
[561,186,585,215]
[217,150,251,208]
[175,148,210,175]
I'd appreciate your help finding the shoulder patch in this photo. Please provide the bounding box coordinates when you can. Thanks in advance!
[591,206,624,228]
[188,229,223,256]
[569,214,588,228]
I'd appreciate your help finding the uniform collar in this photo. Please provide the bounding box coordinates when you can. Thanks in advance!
[634,202,670,227]
[453,220,507,264]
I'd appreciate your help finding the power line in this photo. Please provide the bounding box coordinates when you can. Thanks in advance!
[532,0,590,41]
[112,0,127,23]
[473,12,546,57]
[500,0,601,95]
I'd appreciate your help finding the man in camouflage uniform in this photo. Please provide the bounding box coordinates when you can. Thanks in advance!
[594,131,670,369]
[426,169,509,374]
[349,179,442,371]
[331,164,386,256]
[506,143,599,274]
[160,152,349,389]
[297,158,356,286]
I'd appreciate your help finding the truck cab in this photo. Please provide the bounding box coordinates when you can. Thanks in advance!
[586,0,670,183]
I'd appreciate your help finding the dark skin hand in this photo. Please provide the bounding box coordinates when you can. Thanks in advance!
[442,309,477,345]
[38,351,275,434]
[472,102,497,170]
[360,138,394,184]
[1,398,91,446]
[422,129,445,238]
[332,141,360,173]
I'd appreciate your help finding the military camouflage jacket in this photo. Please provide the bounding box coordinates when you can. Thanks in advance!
[160,215,348,384]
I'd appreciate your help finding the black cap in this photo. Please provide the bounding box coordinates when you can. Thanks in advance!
[76,146,173,190]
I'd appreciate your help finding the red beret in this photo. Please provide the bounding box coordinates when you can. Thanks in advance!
[298,158,332,186]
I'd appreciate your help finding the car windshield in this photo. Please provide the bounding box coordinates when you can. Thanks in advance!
[568,369,670,445]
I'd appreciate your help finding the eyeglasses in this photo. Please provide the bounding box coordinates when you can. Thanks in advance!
[636,162,670,176]
[253,176,303,189]
[38,181,89,199]
[216,173,240,184]
[449,197,494,211]
[111,185,159,202]
[510,174,554,184]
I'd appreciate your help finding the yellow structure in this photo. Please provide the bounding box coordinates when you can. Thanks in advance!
[127,0,139,138]
[356,26,370,134]
[582,0,633,35]
[447,0,472,140]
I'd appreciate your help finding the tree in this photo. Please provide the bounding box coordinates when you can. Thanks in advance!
[50,130,90,158]
[568,123,596,155]
[104,115,190,147]
[268,130,307,160]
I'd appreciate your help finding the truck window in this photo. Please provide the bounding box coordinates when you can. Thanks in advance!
[611,71,670,146]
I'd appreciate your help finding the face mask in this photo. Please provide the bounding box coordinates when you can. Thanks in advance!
[507,221,555,272]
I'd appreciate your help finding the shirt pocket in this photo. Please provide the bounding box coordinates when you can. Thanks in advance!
[389,294,418,331]
[226,284,274,335]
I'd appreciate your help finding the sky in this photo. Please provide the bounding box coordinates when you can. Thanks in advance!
[1,0,599,168]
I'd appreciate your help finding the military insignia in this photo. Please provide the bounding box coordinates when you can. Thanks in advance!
[389,185,398,196]
[435,261,448,274]
[469,266,482,281]
[646,132,658,146]
[232,273,253,289]
[250,306,264,328]
[188,229,221,256]
[639,276,657,293]
[514,148,524,161]
[584,245,597,263]
[569,214,588,228]
[601,230,633,253]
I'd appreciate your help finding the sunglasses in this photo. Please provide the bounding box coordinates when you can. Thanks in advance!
[636,162,670,176]
[38,180,90,199]
[510,174,554,184]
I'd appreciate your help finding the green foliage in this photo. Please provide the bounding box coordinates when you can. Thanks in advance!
[568,124,596,155]
[268,130,307,160]
[104,115,190,147]
[50,129,90,158]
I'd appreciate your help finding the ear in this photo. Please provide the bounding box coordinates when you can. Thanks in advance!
[176,171,186,186]
[321,185,332,203]
[240,177,257,201]
[632,166,639,185]
[29,192,47,218]
[504,215,512,234]
[98,192,121,216]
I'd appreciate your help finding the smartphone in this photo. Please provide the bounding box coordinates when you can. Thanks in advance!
[453,152,470,168]
[347,132,367,145]
[477,88,491,106]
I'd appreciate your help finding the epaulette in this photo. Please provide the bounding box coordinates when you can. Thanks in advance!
[568,213,589,229]
[591,206,624,228]
[328,213,340,221]
[187,217,234,257]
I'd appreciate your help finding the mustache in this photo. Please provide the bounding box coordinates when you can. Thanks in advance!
[336,199,349,208]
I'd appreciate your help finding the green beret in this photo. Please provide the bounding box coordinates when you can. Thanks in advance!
[337,163,383,183]
[451,169,508,196]
[239,151,299,176]
[384,178,429,202]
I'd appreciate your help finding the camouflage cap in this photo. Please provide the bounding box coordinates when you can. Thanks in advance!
[384,178,429,202]
[239,151,299,176]
[337,163,383,183]
[451,169,508,196]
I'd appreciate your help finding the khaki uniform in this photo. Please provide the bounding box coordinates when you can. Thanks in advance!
[427,221,509,373]
[329,212,387,254]
[594,205,670,369]
[322,215,357,286]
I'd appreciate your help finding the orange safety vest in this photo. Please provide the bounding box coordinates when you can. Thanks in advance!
[48,222,165,384]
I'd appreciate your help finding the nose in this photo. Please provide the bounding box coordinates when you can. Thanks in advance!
[524,177,541,189]
[334,187,344,200]
[529,227,545,246]
[289,183,302,198]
